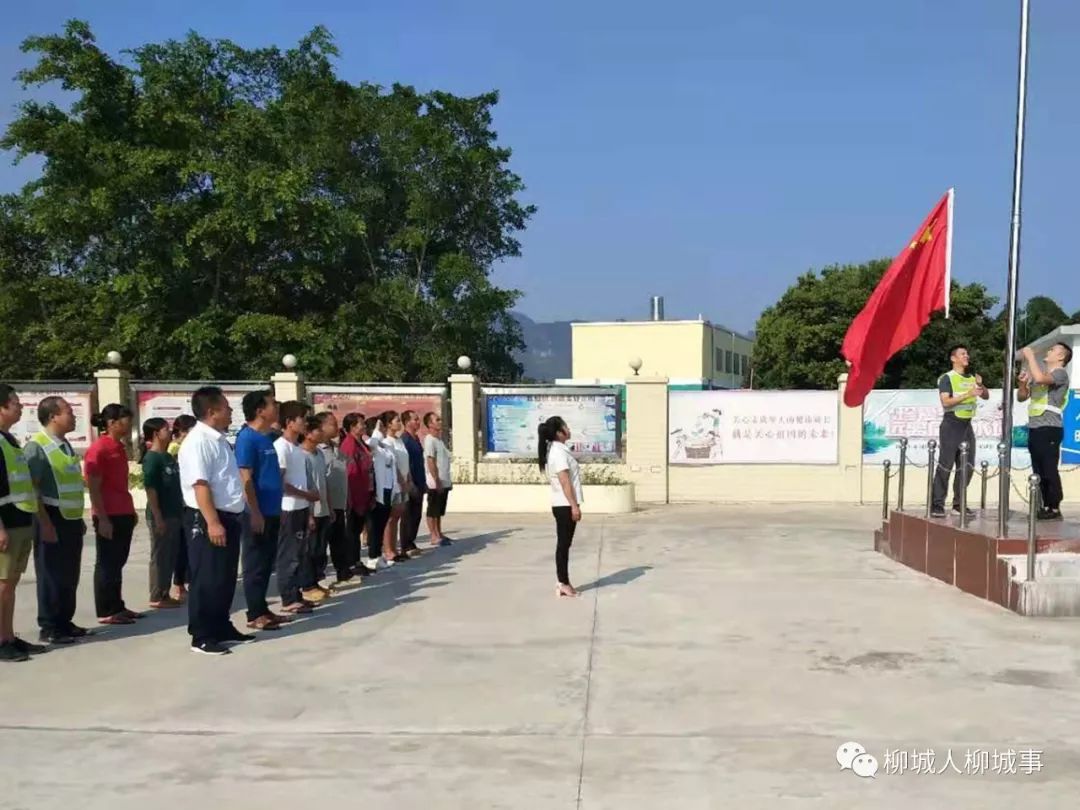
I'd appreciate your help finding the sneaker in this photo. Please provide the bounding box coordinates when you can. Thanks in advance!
[11,637,49,655]
[0,642,30,662]
[930,507,947,519]
[221,629,257,644]
[190,641,231,656]
[39,630,76,645]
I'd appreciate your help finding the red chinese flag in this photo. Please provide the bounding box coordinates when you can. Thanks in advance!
[841,189,954,407]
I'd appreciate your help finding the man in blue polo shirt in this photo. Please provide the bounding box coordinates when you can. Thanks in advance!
[400,410,427,557]
[235,389,286,631]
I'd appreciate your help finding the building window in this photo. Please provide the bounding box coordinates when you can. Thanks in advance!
[725,350,733,374]
[734,353,742,376]
[715,348,723,371]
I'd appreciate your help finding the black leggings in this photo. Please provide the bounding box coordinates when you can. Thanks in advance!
[552,506,577,585]
[367,494,392,560]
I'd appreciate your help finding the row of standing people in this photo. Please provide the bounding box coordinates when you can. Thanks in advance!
[0,383,453,660]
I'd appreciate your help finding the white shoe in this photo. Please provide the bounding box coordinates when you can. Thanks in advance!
[375,556,393,569]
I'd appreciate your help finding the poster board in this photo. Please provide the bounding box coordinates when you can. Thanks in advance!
[483,391,619,458]
[309,387,446,442]
[669,390,838,465]
[9,387,96,451]
[863,389,1032,467]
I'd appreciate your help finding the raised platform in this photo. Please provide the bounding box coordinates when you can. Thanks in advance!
[875,509,1080,616]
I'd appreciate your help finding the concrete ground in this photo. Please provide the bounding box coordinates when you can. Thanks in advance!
[5,504,1080,808]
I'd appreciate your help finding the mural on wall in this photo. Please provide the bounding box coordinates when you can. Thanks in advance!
[669,391,839,465]
[862,389,1035,468]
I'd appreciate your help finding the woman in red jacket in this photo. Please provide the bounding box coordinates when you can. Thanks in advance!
[340,413,375,577]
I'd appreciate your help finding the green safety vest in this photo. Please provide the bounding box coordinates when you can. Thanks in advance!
[0,435,38,514]
[1029,385,1070,417]
[30,431,85,520]
[943,370,978,420]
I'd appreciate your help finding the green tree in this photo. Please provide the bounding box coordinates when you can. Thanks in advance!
[1017,295,1069,345]
[0,21,533,382]
[751,260,1006,390]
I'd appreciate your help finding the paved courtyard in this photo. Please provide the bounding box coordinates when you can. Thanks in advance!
[5,504,1080,808]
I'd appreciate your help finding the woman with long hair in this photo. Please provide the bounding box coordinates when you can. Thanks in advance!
[340,413,375,576]
[382,411,412,564]
[364,414,400,569]
[86,403,141,624]
[538,416,584,598]
[140,418,184,609]
[168,414,197,600]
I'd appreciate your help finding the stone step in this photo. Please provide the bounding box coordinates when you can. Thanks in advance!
[1000,554,1080,616]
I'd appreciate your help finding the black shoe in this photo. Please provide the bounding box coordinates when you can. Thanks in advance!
[392,554,410,563]
[0,642,30,662]
[952,506,977,520]
[221,629,257,644]
[66,624,93,638]
[39,630,77,645]
[1050,509,1065,521]
[930,507,947,518]
[353,563,377,576]
[190,641,231,656]
[1037,508,1056,521]
[11,637,49,655]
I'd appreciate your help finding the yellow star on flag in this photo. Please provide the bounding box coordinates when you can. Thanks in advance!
[909,224,934,250]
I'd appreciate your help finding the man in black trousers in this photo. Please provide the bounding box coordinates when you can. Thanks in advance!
[25,396,90,644]
[177,387,255,655]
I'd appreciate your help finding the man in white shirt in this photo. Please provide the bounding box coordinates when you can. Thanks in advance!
[274,402,320,612]
[177,387,253,655]
[422,412,453,548]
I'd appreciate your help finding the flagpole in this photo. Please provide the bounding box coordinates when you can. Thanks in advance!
[998,0,1032,537]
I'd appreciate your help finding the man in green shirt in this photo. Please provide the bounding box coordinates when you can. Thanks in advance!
[931,345,989,519]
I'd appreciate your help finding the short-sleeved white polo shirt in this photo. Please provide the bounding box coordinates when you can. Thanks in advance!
[178,420,246,514]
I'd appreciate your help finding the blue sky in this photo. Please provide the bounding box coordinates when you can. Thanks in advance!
[2,1,1079,332]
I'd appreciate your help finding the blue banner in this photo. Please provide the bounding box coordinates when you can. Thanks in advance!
[1063,390,1080,465]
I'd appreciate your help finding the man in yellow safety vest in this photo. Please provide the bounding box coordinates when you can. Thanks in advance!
[25,396,91,643]
[1018,342,1072,520]
[931,345,989,519]
[0,384,56,662]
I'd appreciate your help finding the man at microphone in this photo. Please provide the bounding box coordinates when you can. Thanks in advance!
[931,344,989,519]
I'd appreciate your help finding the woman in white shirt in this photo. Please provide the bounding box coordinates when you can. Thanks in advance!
[538,416,583,597]
[364,413,404,568]
[384,411,412,564]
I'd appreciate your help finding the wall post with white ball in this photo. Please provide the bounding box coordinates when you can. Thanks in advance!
[93,349,131,414]
[448,356,479,484]
[271,353,306,403]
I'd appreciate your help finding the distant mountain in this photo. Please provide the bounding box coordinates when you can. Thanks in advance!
[512,313,573,382]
